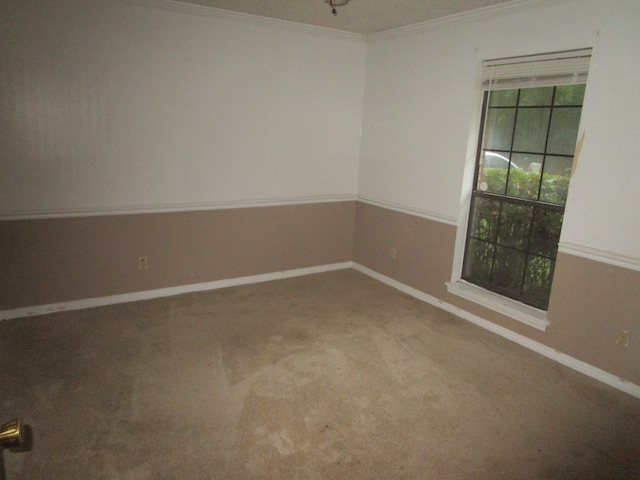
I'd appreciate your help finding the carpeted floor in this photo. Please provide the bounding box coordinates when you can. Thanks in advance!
[1,269,639,479]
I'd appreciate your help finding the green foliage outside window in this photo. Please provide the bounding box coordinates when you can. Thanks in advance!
[465,168,569,309]
[481,167,570,205]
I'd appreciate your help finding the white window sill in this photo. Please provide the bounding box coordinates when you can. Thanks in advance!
[446,280,549,332]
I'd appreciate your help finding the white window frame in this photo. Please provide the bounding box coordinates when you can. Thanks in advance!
[447,49,592,332]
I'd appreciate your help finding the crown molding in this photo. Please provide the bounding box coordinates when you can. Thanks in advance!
[368,0,566,42]
[111,0,367,43]
[110,0,567,44]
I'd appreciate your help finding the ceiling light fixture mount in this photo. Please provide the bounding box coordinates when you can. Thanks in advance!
[325,0,350,17]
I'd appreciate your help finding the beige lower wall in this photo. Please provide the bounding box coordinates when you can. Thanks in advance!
[353,202,456,301]
[3,199,638,386]
[0,201,356,310]
[354,202,640,386]
[548,254,640,385]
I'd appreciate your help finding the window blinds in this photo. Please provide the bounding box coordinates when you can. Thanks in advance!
[482,48,592,90]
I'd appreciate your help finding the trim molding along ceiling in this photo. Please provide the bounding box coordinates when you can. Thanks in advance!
[113,0,367,42]
[368,0,564,41]
[116,0,564,41]
[3,260,638,400]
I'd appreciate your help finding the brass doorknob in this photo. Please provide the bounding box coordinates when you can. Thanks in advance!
[0,419,30,450]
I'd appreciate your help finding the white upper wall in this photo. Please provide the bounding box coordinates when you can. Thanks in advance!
[359,0,640,261]
[0,0,366,216]
[3,0,639,262]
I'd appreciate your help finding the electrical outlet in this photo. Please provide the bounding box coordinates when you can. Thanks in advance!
[616,330,629,347]
[390,248,397,260]
[138,256,149,270]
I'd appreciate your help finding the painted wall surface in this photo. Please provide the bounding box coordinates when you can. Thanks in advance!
[360,0,640,260]
[0,0,366,216]
[2,0,640,391]
[357,0,640,387]
[354,203,640,386]
[0,202,356,310]
[354,202,456,300]
[548,253,640,385]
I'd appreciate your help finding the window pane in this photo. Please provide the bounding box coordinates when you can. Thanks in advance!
[512,108,550,153]
[547,107,581,155]
[478,153,508,194]
[463,238,495,283]
[465,81,584,311]
[511,153,544,173]
[468,196,500,241]
[482,151,513,170]
[522,256,555,309]
[485,108,515,151]
[554,84,586,106]
[489,89,518,107]
[506,168,541,200]
[542,155,573,176]
[530,208,562,258]
[520,87,553,106]
[540,156,572,204]
[492,246,526,295]
[497,202,533,250]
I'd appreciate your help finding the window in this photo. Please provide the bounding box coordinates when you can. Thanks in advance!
[461,50,591,311]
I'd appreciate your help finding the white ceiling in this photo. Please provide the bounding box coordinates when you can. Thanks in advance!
[172,0,515,35]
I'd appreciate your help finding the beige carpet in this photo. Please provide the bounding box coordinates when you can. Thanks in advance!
[1,270,639,479]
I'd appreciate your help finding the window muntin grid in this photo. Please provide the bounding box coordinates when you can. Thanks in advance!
[462,85,584,310]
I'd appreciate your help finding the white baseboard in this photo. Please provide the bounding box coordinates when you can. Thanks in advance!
[0,262,354,321]
[352,263,640,400]
[4,260,638,399]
